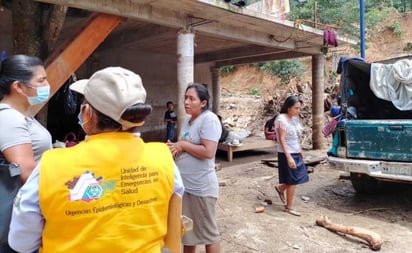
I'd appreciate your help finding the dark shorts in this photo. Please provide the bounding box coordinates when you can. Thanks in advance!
[278,152,309,185]
[0,243,18,253]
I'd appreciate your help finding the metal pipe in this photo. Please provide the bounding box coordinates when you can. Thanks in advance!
[360,0,365,58]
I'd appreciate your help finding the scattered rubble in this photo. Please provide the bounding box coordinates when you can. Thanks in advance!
[220,72,340,149]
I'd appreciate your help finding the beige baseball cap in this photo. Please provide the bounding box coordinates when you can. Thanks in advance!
[70,67,146,129]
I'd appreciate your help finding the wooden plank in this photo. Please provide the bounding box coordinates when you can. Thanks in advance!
[218,137,276,162]
[32,13,123,115]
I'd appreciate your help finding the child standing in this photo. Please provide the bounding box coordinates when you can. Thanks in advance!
[264,115,278,141]
[164,101,177,141]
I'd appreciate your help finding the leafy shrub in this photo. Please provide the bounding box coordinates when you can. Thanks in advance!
[220,65,236,76]
[255,59,307,85]
[365,7,389,29]
[391,20,403,36]
[247,87,262,96]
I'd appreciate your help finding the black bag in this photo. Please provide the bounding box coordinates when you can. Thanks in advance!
[63,74,78,115]
[0,108,23,245]
[0,154,22,245]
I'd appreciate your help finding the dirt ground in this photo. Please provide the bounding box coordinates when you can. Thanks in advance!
[204,11,412,253]
[212,149,412,253]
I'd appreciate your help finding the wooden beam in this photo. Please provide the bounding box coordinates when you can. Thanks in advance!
[32,13,122,114]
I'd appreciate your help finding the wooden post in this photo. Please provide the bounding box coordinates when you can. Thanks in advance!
[211,66,220,114]
[312,54,325,149]
[164,193,182,253]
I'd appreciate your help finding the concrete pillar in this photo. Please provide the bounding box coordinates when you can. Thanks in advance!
[312,54,325,150]
[176,30,194,134]
[211,67,220,115]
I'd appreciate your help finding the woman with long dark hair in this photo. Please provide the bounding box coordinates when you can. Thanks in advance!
[0,55,52,252]
[274,95,308,216]
[167,83,221,253]
[0,54,52,182]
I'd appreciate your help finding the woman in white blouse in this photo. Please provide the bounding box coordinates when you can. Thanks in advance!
[274,95,308,216]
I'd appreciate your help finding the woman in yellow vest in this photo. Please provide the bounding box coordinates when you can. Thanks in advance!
[8,67,184,253]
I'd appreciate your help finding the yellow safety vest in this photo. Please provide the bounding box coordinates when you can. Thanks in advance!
[38,132,174,253]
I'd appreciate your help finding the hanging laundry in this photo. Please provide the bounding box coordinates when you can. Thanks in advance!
[323,30,338,47]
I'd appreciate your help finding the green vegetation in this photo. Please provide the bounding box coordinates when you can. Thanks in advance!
[247,87,262,96]
[219,65,236,76]
[220,1,411,82]
[392,0,412,12]
[289,0,408,39]
[392,20,403,37]
[255,60,307,85]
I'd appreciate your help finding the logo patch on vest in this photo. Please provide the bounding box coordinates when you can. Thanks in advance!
[65,171,112,202]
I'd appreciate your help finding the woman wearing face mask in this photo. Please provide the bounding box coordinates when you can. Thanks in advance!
[8,67,184,253]
[0,54,52,252]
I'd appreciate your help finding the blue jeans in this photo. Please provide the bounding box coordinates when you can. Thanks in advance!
[166,125,175,141]
[0,244,37,253]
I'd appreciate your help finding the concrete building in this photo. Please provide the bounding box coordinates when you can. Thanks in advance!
[0,0,355,147]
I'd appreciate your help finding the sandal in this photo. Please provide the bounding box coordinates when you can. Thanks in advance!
[274,185,286,204]
[284,207,301,216]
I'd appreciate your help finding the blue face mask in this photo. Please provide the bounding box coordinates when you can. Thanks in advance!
[26,86,50,105]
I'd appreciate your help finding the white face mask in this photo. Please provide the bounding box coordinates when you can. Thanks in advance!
[77,104,92,129]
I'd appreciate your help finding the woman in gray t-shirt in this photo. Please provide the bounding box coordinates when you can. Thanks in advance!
[0,55,52,182]
[167,83,221,253]
[0,55,52,252]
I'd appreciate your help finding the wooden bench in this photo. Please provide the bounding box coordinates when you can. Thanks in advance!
[217,136,277,162]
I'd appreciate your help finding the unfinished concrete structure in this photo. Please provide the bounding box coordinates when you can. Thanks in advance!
[1,0,355,148]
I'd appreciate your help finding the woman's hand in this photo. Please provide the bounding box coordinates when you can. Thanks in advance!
[166,140,184,159]
[287,156,297,169]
